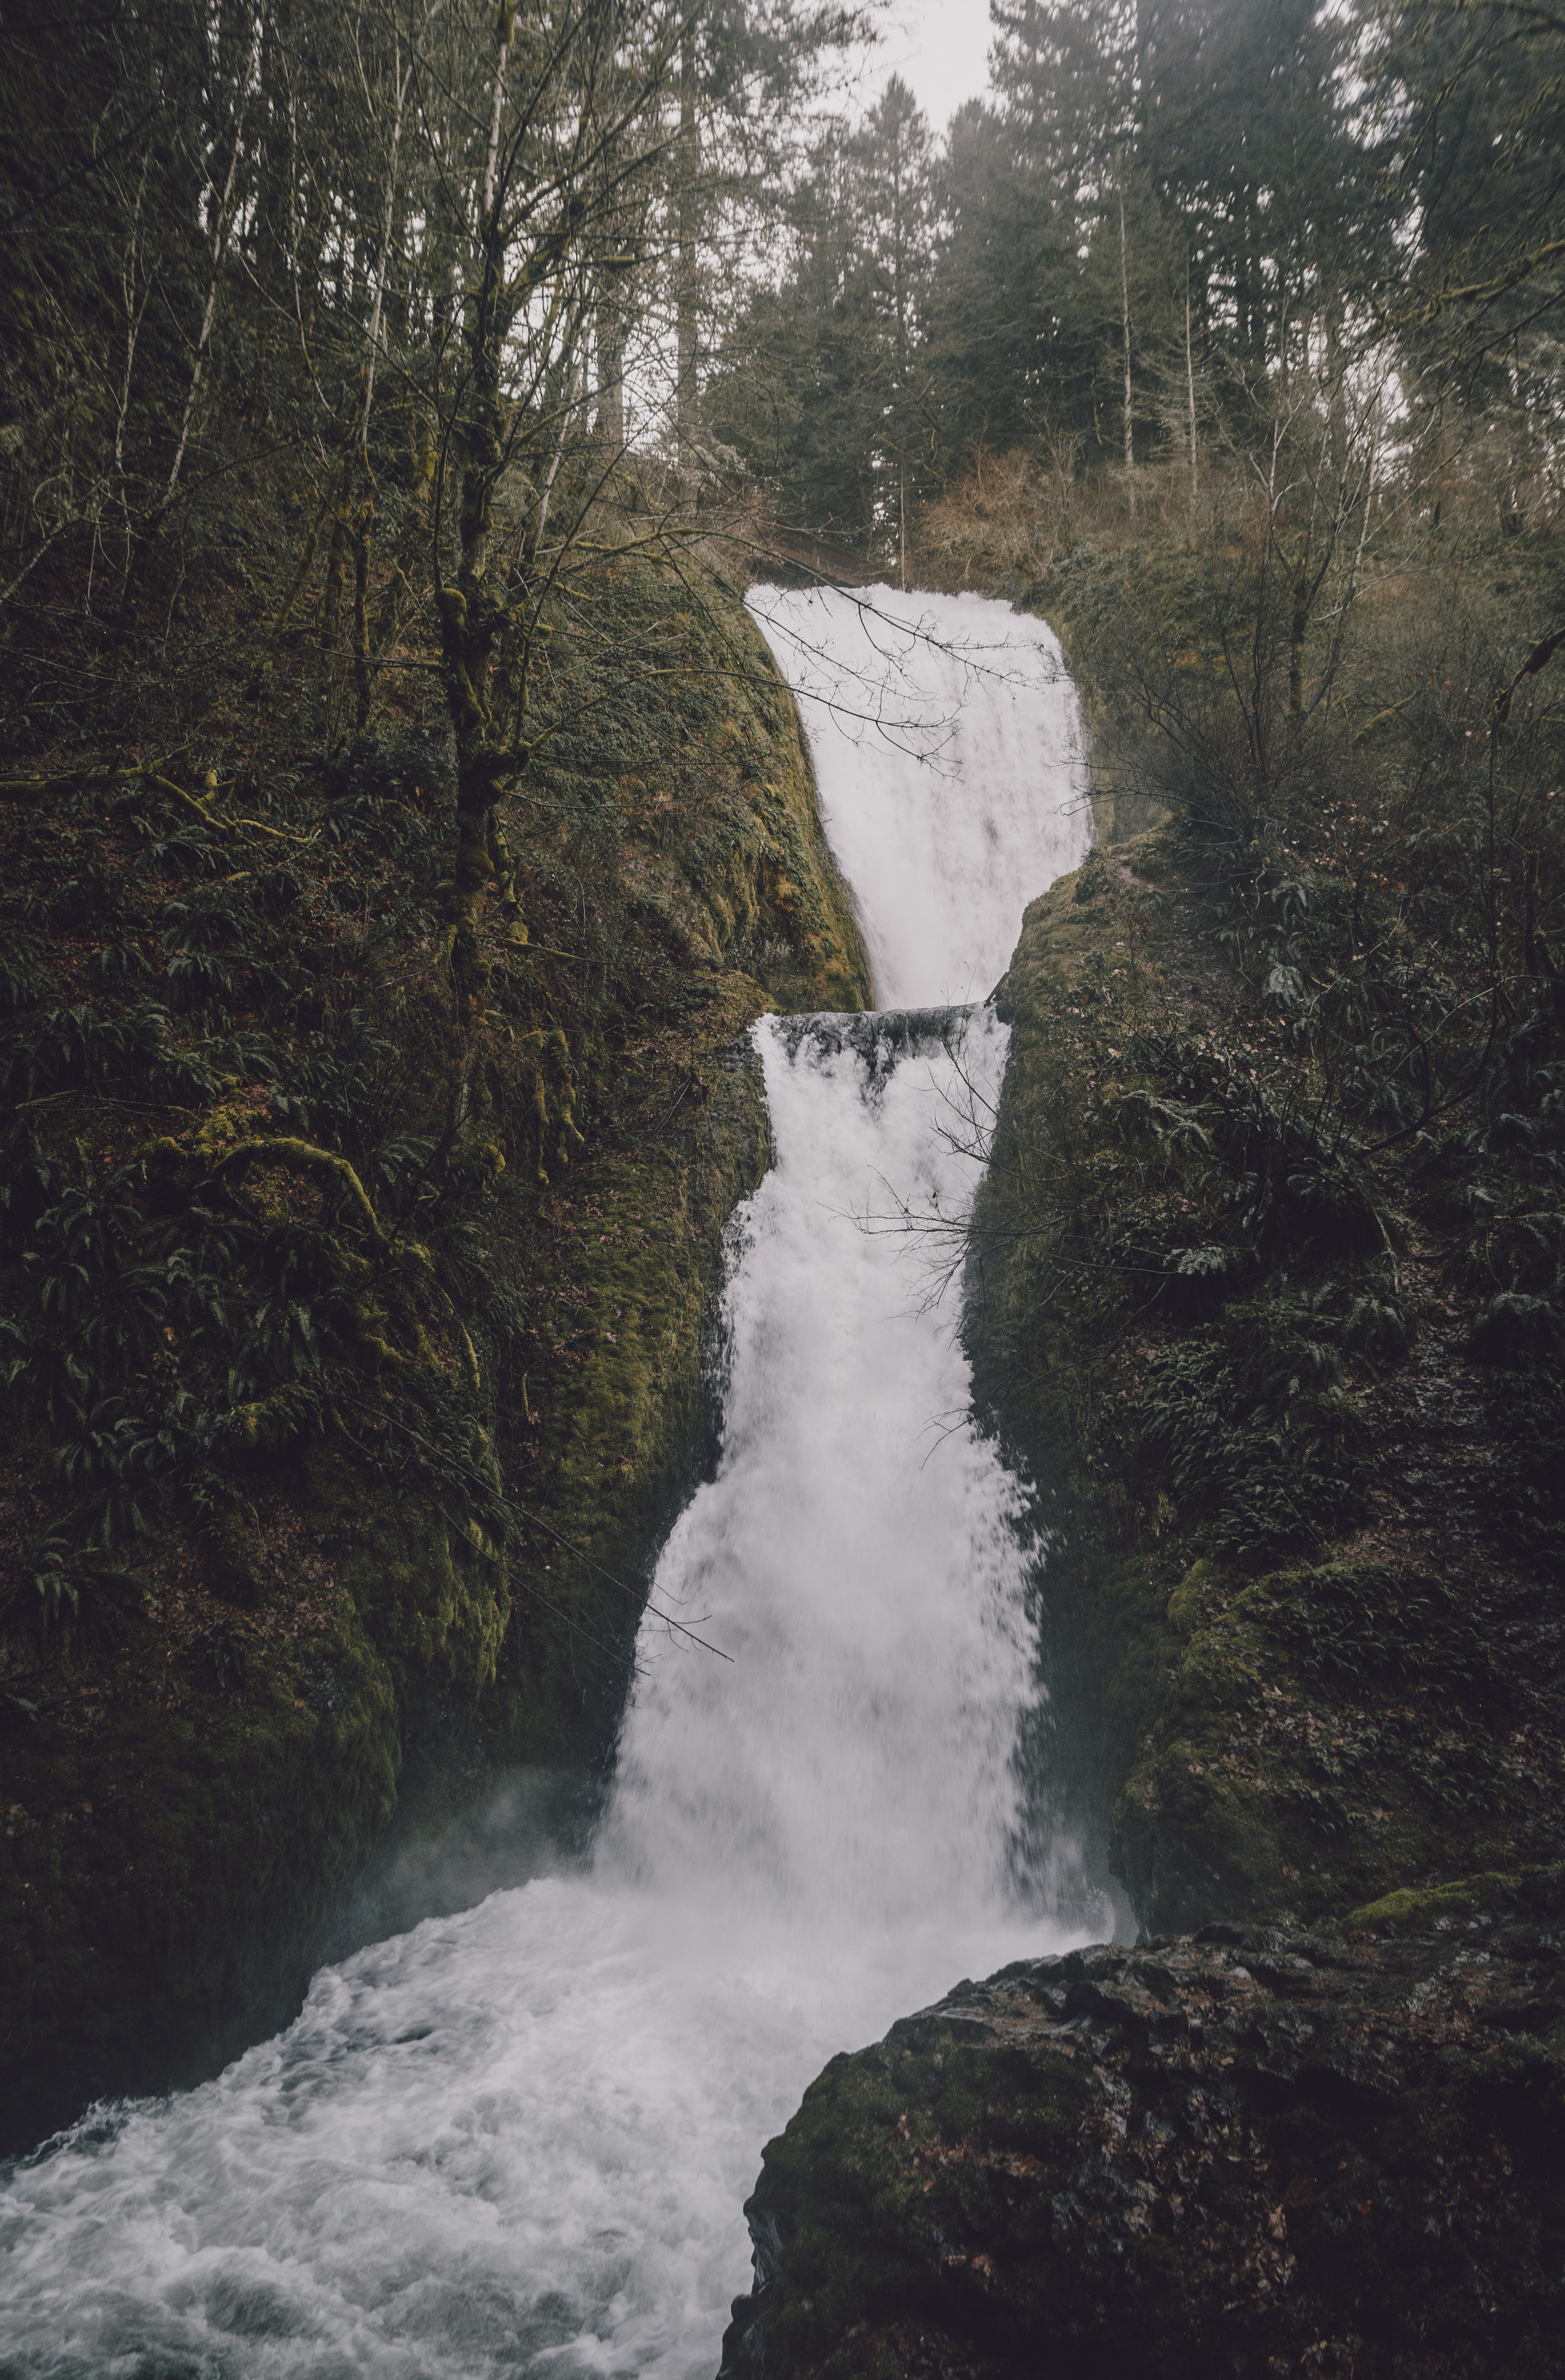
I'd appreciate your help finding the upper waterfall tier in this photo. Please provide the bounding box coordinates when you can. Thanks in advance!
[746,583,1090,1008]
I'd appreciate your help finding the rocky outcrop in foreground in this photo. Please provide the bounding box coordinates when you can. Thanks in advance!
[721,1872,1565,2380]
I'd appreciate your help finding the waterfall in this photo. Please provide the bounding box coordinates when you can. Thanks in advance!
[744,585,1089,1008]
[0,587,1094,2379]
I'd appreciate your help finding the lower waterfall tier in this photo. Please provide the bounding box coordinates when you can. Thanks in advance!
[0,1011,1092,2378]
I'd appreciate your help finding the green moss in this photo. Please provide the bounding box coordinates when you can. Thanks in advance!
[1343,1864,1564,1933]
[1,1548,401,2147]
[525,564,870,1018]
[1166,1557,1221,1637]
[740,2023,1097,2379]
[304,1441,508,1707]
[487,1050,774,1765]
[1114,1561,1537,1934]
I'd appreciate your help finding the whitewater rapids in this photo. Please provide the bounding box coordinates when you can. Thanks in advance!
[0,586,1092,2378]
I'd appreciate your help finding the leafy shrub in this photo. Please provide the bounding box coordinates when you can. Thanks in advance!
[1244,1561,1490,1697]
[1135,1289,1377,1560]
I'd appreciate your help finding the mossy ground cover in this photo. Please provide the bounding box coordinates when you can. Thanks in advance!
[1117,1556,1539,1933]
[0,546,868,2150]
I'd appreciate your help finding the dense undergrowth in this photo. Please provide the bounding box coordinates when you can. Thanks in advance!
[945,448,1565,1933]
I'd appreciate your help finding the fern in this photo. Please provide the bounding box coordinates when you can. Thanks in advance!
[1136,1289,1377,1561]
[0,936,58,1016]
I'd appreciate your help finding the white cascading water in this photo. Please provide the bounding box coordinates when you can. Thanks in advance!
[744,583,1087,1006]
[0,586,1093,2379]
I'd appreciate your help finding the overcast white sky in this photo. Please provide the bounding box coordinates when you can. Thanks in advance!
[873,0,997,133]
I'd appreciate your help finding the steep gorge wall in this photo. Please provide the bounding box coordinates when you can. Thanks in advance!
[968,830,1563,1938]
[0,563,870,2154]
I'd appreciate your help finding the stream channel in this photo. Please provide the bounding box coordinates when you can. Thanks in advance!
[1,586,1096,2379]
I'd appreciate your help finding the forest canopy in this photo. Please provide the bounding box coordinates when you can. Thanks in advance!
[4,0,1562,697]
[707,0,1565,558]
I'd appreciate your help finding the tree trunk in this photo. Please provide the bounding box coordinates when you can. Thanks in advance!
[1288,558,1308,739]
[1186,260,1199,505]
[676,16,698,471]
[319,439,355,655]
[352,476,375,731]
[438,3,521,1021]
[1118,158,1134,523]
[899,462,908,591]
[597,303,626,452]
[334,49,408,706]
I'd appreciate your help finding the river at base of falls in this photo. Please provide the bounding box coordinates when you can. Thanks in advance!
[0,589,1096,2379]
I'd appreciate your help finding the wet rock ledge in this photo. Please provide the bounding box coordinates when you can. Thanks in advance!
[720,1872,1565,2380]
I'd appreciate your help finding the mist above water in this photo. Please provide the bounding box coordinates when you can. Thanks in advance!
[0,588,1094,2379]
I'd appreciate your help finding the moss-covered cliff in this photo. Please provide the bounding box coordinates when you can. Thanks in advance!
[0,557,870,2153]
[967,828,1564,1941]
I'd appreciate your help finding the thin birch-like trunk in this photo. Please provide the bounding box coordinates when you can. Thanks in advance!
[166,20,262,504]
[440,3,520,1014]
[1186,260,1199,506]
[676,16,698,470]
[340,45,409,716]
[1118,159,1134,523]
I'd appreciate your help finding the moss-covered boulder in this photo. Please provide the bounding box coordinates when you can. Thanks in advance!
[722,1875,1565,2380]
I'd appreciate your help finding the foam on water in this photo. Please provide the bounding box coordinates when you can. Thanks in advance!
[0,589,1094,2378]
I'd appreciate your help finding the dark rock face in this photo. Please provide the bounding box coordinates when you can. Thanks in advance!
[720,1873,1565,2380]
[963,837,1565,1942]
